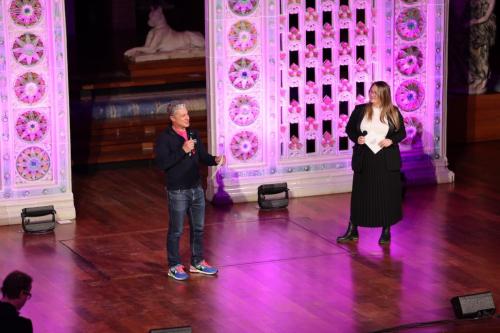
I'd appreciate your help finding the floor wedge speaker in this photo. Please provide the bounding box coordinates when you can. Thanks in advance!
[258,183,289,209]
[451,291,496,319]
[149,327,191,333]
[21,205,56,234]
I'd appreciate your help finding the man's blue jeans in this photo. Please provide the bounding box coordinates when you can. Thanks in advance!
[167,186,205,268]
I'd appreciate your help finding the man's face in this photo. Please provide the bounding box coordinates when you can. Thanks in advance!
[170,107,190,129]
[18,289,31,309]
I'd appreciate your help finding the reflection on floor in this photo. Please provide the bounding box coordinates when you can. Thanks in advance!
[1,141,499,333]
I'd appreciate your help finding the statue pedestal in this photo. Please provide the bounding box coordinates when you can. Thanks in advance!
[126,57,206,83]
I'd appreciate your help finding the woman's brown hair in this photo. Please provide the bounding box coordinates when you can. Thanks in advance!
[365,81,400,129]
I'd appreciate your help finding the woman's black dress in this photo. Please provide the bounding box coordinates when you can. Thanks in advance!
[346,104,407,227]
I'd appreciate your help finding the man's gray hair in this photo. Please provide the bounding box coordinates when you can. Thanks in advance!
[168,103,187,117]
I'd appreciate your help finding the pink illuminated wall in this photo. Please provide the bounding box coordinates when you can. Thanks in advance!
[206,0,453,202]
[0,0,75,224]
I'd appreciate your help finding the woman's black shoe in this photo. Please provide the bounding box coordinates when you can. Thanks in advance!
[336,222,359,243]
[379,226,391,244]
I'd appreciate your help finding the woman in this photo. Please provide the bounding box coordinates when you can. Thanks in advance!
[337,81,406,244]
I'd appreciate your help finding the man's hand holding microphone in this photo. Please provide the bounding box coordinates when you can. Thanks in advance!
[182,138,197,155]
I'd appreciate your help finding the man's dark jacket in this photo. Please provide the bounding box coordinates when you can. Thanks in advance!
[0,301,33,333]
[155,126,217,190]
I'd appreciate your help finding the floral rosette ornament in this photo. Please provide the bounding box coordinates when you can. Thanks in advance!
[228,0,259,16]
[338,114,349,137]
[15,110,48,142]
[355,58,367,73]
[321,0,334,12]
[288,26,301,50]
[304,44,318,59]
[288,99,301,123]
[279,124,288,139]
[321,132,335,153]
[305,81,318,103]
[288,63,301,77]
[304,7,318,21]
[354,0,368,9]
[401,115,423,146]
[16,146,50,181]
[321,96,335,119]
[338,79,352,101]
[339,79,352,93]
[12,33,44,66]
[9,0,42,27]
[339,42,352,65]
[288,27,301,41]
[355,21,368,45]
[321,60,335,85]
[305,7,318,31]
[229,95,259,126]
[339,42,352,56]
[322,23,334,38]
[355,21,368,36]
[338,5,352,28]
[395,80,425,111]
[339,5,352,19]
[230,131,259,161]
[287,0,301,14]
[304,117,319,139]
[355,58,369,81]
[355,94,366,105]
[279,88,286,100]
[228,58,259,90]
[279,15,286,32]
[288,63,301,87]
[279,51,287,70]
[322,23,335,47]
[396,8,425,41]
[289,135,303,155]
[14,72,46,104]
[228,20,258,53]
[396,46,424,76]
[305,44,318,67]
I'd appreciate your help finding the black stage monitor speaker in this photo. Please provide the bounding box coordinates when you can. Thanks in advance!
[258,183,289,209]
[451,291,496,319]
[21,205,56,234]
[149,327,192,333]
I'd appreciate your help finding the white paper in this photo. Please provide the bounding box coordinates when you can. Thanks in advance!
[364,132,384,154]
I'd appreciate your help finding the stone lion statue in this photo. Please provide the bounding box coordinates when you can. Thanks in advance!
[124,6,205,61]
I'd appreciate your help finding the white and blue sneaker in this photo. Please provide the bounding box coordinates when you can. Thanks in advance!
[168,264,189,281]
[189,260,218,275]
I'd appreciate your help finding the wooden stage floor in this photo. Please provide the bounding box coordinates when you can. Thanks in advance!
[1,141,499,333]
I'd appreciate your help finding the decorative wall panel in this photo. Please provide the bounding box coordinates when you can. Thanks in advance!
[206,0,453,202]
[0,0,75,224]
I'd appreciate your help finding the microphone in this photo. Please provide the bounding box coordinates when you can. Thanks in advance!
[362,130,368,136]
[188,129,197,157]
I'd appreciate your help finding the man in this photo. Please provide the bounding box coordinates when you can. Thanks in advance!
[0,270,33,333]
[155,103,225,281]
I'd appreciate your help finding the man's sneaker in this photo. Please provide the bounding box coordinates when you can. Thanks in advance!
[168,264,189,281]
[189,260,218,275]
